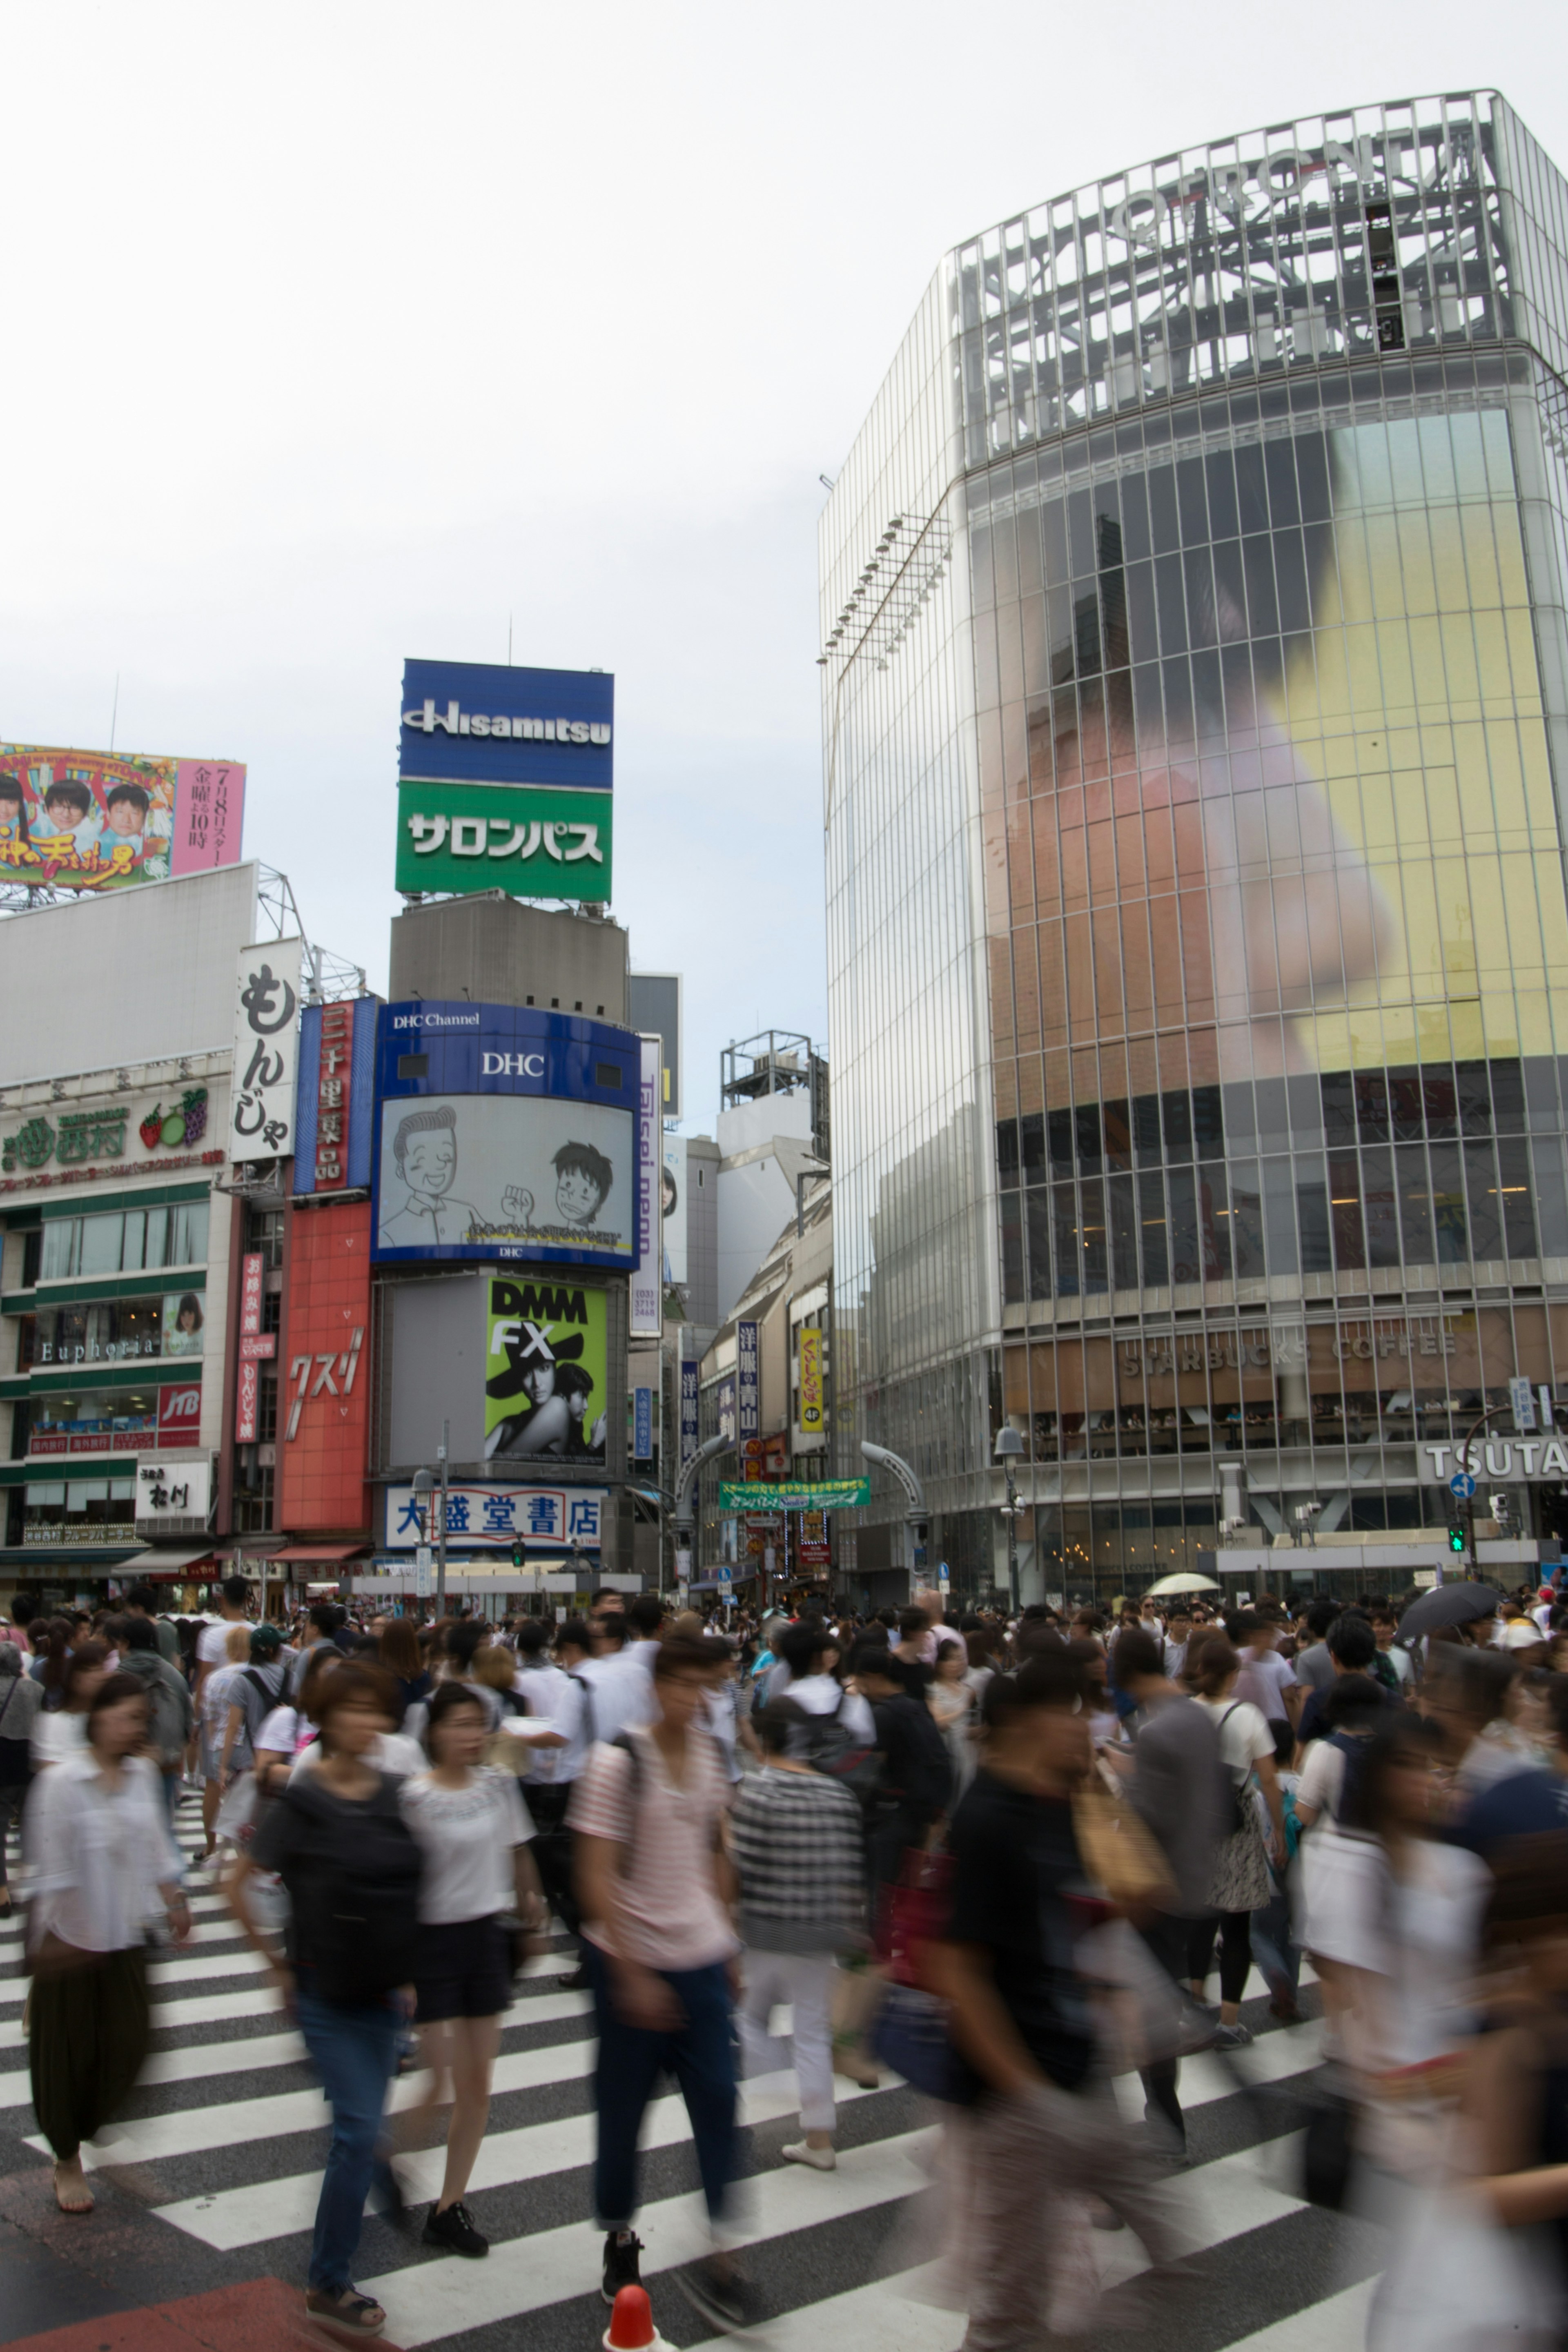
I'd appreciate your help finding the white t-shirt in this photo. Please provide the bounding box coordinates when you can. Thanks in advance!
[256,1704,312,1756]
[1296,1737,1347,1822]
[1379,1644,1414,1686]
[1242,1649,1297,1722]
[198,1619,244,1669]
[575,1650,657,1744]
[201,1662,245,1731]
[399,1766,534,1924]
[1195,1695,1275,1775]
[1297,1826,1488,2066]
[774,1669,875,1744]
[31,1707,89,1767]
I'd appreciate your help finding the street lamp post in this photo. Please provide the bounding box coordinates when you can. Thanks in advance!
[410,1467,434,1619]
[436,1418,450,1616]
[995,1426,1025,1617]
[1452,1400,1514,1583]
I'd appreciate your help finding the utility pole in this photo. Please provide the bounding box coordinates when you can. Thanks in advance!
[994,1428,1025,1615]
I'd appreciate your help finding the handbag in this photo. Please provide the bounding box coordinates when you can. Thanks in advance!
[1071,1782,1178,1911]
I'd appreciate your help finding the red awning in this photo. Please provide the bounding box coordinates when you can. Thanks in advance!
[268,1545,370,1564]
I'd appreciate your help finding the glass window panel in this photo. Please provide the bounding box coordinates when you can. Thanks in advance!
[1228,1159,1266,1277]
[1021,1112,1046,1182]
[1362,1147,1400,1266]
[1047,1108,1074,1174]
[1490,1060,1526,1132]
[1463,1141,1503,1260]
[40,1220,76,1280]
[1330,1152,1367,1269]
[1102,1099,1132,1172]
[1080,1177,1109,1292]
[1429,1142,1468,1261]
[1075,1102,1102,1174]
[1205,448,1239,541]
[1132,1094,1163,1165]
[1139,1169,1169,1285]
[1531,1137,1568,1256]
[1263,1156,1298,1273]
[1496,1136,1537,1258]
[1296,1157,1332,1272]
[1457,1061,1493,1137]
[1108,1174,1139,1288]
[1355,1070,1391,1143]
[996,1119,1020,1183]
[80,1213,124,1277]
[1255,1078,1290,1153]
[1001,1192,1024,1301]
[1321,1070,1356,1146]
[1026,1190,1053,1301]
[1052,1183,1080,1296]
[1234,442,1268,533]
[1168,1166,1201,1282]
[1388,1066,1424,1141]
[1162,1089,1193,1162]
[1148,465,1179,554]
[1198,1161,1231,1279]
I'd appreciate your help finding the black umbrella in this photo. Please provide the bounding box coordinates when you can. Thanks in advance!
[1397,1581,1505,1640]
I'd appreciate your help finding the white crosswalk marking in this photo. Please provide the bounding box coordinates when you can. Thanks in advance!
[0,1828,1371,2350]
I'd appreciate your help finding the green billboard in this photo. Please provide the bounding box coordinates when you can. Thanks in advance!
[396,781,612,902]
[718,1479,870,1510]
[483,1274,610,1462]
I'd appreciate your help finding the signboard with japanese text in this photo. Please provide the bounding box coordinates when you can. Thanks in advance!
[0,742,245,891]
[397,659,613,903]
[278,1197,372,1537]
[798,1508,831,1567]
[2,1085,215,1183]
[736,1321,759,1441]
[483,1274,609,1466]
[798,1326,824,1434]
[633,1386,653,1460]
[630,1036,661,1336]
[158,1380,203,1444]
[385,1482,606,1550]
[313,1002,354,1190]
[716,1371,736,1443]
[135,1458,212,1524]
[372,1002,637,1268]
[719,1478,870,1510]
[680,1357,699,1468]
[234,1252,265,1443]
[229,940,302,1162]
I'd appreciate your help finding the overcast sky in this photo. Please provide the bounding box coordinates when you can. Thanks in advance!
[2,4,1559,1130]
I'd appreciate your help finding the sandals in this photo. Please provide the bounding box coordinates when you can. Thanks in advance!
[53,2163,94,2214]
[304,2286,387,2336]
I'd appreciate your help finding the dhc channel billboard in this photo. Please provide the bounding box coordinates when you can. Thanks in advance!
[372,1002,639,1270]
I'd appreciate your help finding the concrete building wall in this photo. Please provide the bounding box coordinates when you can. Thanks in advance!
[389,896,629,1023]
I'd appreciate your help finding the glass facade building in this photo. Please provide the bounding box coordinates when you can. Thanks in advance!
[822,93,1568,1601]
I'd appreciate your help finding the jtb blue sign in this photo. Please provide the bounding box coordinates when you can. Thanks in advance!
[373,1001,639,1269]
[400,659,614,792]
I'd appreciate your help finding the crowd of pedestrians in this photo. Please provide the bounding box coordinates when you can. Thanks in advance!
[5,1567,1568,2342]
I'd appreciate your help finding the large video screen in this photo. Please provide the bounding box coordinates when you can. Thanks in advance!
[374,1093,634,1266]
[483,1274,608,1463]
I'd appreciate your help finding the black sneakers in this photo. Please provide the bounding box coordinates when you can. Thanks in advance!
[602,2230,644,2303]
[423,2200,489,2258]
[675,2254,764,2332]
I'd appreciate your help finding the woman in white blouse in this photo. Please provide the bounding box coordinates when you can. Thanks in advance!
[29,1640,110,1771]
[395,1681,544,2258]
[24,1669,189,2212]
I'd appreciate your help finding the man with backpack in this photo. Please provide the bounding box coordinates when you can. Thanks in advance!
[731,1695,866,2171]
[117,1615,194,1823]
[847,1639,953,1905]
[768,1621,875,1744]
[570,1635,757,2332]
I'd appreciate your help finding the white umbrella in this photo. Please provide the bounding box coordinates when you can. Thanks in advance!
[1144,1570,1220,1597]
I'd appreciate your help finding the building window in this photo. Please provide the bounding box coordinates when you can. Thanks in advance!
[246,1207,285,1271]
[40,1200,209,1281]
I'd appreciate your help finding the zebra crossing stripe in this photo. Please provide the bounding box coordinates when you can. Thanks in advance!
[155,2064,895,2250]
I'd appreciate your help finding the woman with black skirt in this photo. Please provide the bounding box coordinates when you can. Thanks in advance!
[24,1670,189,2211]
[398,1680,545,2256]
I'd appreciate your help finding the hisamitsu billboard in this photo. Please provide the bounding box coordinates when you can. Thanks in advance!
[399,659,613,791]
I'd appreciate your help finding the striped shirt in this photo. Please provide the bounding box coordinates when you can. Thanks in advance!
[568,1724,736,1970]
[731,1764,865,1955]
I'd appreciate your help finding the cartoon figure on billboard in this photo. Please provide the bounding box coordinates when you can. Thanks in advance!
[377,1105,481,1247]
[483,1277,607,1461]
[552,1141,613,1228]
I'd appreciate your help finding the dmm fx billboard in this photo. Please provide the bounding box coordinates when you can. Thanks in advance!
[396,659,613,903]
[374,1002,639,1269]
[484,1274,608,1466]
[0,742,244,891]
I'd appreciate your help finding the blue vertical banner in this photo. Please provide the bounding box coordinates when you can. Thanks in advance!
[736,1320,760,1442]
[680,1359,699,1468]
[633,1385,653,1461]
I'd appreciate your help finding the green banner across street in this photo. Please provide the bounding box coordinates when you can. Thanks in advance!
[717,1478,869,1511]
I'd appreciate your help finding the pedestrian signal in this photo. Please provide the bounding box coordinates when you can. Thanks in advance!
[511,1539,524,1568]
[1447,1523,1467,1553]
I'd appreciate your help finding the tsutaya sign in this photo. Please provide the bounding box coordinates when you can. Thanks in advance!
[1426,1441,1568,1483]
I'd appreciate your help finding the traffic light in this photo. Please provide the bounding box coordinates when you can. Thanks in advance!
[1448,1523,1467,1554]
[511,1539,524,1569]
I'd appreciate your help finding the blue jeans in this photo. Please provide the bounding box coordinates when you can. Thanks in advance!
[587,1946,736,2229]
[295,1977,401,2293]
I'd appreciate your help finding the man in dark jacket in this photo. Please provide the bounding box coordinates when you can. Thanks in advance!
[848,1639,953,1901]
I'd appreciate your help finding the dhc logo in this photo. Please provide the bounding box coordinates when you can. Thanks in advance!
[481,1052,545,1078]
[403,699,611,746]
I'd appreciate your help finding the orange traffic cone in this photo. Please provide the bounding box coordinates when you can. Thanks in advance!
[602,2282,669,2352]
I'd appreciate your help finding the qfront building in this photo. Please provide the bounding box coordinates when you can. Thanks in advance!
[822,92,1568,1603]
